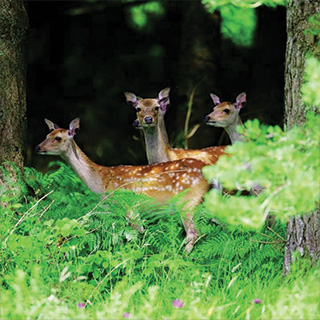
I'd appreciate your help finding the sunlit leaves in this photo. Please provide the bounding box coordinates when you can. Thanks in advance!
[202,0,286,46]
[202,0,286,10]
[203,113,320,229]
[301,57,320,109]
[125,1,164,32]
[220,6,257,47]
[1,159,316,319]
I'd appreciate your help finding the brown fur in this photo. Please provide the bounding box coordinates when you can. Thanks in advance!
[36,119,210,251]
[126,89,228,165]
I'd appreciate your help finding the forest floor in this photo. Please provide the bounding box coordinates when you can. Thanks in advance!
[1,162,319,319]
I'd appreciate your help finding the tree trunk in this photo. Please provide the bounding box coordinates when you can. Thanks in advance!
[284,0,320,129]
[283,0,320,275]
[0,0,28,170]
[283,210,320,276]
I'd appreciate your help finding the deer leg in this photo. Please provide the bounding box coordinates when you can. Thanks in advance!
[182,213,198,253]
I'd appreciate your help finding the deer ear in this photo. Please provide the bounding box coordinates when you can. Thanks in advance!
[45,119,59,131]
[158,87,170,112]
[68,118,80,137]
[210,93,220,106]
[158,87,170,100]
[124,92,140,107]
[235,92,246,110]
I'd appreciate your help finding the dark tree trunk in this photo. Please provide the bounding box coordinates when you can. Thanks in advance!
[283,0,320,275]
[0,0,28,170]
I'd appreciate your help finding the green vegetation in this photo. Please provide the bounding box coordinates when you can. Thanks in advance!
[1,47,319,320]
[202,0,286,46]
[125,1,165,32]
[203,57,320,230]
[2,45,319,320]
[1,2,320,319]
[203,111,320,228]
[0,158,319,319]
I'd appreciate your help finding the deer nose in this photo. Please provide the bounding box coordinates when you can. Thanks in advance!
[144,117,153,124]
[132,119,141,128]
[204,115,210,122]
[35,145,41,152]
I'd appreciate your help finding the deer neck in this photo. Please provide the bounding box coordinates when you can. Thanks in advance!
[143,124,170,164]
[225,115,245,144]
[158,114,170,146]
[62,140,106,193]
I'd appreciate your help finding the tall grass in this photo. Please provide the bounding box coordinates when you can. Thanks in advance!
[1,162,319,319]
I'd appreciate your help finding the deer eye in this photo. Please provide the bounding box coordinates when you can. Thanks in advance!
[223,109,230,114]
[55,136,62,142]
[155,106,159,111]
[136,107,141,112]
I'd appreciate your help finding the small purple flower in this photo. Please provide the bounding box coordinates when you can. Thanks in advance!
[77,302,85,308]
[123,312,131,318]
[253,299,262,304]
[172,299,184,308]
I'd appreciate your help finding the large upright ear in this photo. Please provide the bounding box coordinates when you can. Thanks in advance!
[68,118,80,138]
[235,92,246,110]
[124,92,140,107]
[210,93,220,106]
[45,119,60,131]
[158,87,170,112]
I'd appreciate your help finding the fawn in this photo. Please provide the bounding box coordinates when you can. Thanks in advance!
[36,118,210,251]
[204,92,246,144]
[124,88,227,165]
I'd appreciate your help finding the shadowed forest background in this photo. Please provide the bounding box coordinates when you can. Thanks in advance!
[26,1,286,170]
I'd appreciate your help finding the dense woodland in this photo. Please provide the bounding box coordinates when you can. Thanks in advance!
[24,1,286,168]
[0,1,319,319]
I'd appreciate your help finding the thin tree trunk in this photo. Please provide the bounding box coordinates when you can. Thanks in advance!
[0,0,28,170]
[283,0,320,275]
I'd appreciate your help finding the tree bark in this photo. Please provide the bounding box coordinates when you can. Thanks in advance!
[283,210,320,276]
[283,0,320,275]
[0,0,28,170]
[284,0,320,129]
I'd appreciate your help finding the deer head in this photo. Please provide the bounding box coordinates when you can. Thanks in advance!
[204,92,246,128]
[36,118,80,155]
[124,87,170,128]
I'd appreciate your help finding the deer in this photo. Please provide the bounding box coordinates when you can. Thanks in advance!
[204,92,246,144]
[36,117,211,252]
[204,92,265,197]
[124,88,227,165]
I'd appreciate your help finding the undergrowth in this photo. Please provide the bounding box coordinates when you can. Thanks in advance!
[1,161,319,319]
[1,50,320,320]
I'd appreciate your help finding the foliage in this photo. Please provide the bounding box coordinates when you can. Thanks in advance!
[0,162,319,318]
[1,1,317,318]
[302,14,320,107]
[202,0,286,46]
[302,57,320,108]
[304,13,320,59]
[124,1,165,32]
[202,0,285,8]
[203,44,320,229]
[203,111,320,228]
[208,4,257,47]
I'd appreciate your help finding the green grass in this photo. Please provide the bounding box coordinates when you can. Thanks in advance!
[1,162,319,319]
